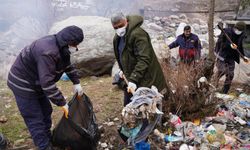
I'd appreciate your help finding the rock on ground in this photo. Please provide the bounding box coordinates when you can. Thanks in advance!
[49,16,115,77]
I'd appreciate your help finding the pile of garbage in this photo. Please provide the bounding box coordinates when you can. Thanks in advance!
[148,91,250,150]
[120,86,164,147]
[118,87,250,150]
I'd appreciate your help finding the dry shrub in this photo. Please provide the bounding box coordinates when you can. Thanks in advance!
[160,56,218,120]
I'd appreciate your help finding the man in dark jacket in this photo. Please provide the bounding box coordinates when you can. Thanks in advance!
[111,12,167,106]
[7,25,84,150]
[214,21,249,94]
[168,25,202,64]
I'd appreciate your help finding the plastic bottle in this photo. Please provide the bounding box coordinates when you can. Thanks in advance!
[169,113,182,129]
[165,135,183,142]
[153,129,165,139]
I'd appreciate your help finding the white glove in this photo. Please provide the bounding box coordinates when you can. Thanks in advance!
[119,70,124,79]
[230,43,237,50]
[127,82,137,93]
[73,84,83,96]
[61,103,69,118]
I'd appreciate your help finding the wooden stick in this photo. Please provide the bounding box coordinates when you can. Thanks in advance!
[217,24,248,62]
[122,74,135,95]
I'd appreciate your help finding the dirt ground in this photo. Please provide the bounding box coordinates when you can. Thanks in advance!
[0,76,124,150]
[0,76,249,150]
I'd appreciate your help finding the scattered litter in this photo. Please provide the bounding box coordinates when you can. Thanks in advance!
[14,138,25,146]
[4,104,11,109]
[60,73,69,81]
[165,135,184,142]
[0,116,8,123]
[215,92,235,100]
[100,142,108,148]
[107,122,115,126]
[234,116,246,125]
[120,124,143,139]
[179,144,195,150]
[103,121,115,127]
[113,117,119,121]
[135,141,150,150]
[147,92,250,149]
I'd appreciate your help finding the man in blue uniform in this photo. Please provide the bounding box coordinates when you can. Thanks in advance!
[7,26,84,150]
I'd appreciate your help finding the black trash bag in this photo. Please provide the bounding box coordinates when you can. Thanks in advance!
[0,133,7,150]
[52,93,100,150]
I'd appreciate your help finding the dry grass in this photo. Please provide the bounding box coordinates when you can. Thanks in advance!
[0,76,124,149]
[160,57,218,120]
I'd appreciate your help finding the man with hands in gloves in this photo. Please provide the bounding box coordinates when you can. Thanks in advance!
[7,25,84,150]
[215,21,249,94]
[111,12,167,106]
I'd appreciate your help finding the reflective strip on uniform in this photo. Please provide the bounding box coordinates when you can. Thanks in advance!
[47,90,60,98]
[42,84,56,91]
[9,71,30,84]
[65,69,77,74]
[55,70,64,74]
[7,80,35,92]
[66,64,72,69]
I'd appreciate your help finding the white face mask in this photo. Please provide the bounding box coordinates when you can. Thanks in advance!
[68,46,77,53]
[115,24,127,37]
[234,28,242,35]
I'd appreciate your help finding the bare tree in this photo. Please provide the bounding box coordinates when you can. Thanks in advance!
[202,0,215,80]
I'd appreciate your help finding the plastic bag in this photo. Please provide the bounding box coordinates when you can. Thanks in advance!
[52,93,100,150]
[0,133,7,150]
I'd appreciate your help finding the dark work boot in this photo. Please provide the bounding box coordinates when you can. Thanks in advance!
[222,84,230,94]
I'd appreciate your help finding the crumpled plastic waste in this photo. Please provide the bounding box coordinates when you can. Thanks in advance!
[135,140,150,150]
[179,144,195,150]
[120,123,143,139]
[169,113,182,129]
[215,92,235,101]
[130,90,250,149]
[60,72,70,81]
[239,100,250,108]
[239,144,250,150]
[122,86,163,128]
[237,130,250,142]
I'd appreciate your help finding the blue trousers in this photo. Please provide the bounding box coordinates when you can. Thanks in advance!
[15,95,52,150]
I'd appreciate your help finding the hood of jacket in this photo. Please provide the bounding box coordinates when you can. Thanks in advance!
[56,25,84,48]
[125,15,143,36]
[55,25,84,62]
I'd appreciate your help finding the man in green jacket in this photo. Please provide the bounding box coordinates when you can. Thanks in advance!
[111,12,167,106]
